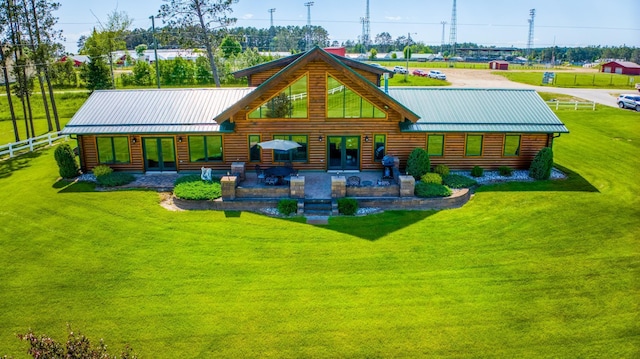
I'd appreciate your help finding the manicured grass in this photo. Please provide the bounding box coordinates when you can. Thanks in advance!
[0,111,638,357]
[494,71,640,89]
[0,91,88,144]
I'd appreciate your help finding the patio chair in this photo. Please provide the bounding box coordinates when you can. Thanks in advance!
[265,175,278,185]
[283,169,298,185]
[347,175,361,187]
[255,164,266,183]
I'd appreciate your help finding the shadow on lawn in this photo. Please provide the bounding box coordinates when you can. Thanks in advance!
[55,180,96,193]
[476,165,599,193]
[0,151,42,179]
[324,210,437,241]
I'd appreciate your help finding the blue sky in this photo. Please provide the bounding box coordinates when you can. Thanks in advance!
[57,0,640,53]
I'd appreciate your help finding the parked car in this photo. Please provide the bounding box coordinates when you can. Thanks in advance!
[427,70,447,80]
[617,94,640,111]
[369,63,385,69]
[393,66,408,74]
[412,69,427,77]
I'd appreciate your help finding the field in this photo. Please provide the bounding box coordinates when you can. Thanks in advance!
[0,92,88,144]
[0,105,638,357]
[494,71,640,89]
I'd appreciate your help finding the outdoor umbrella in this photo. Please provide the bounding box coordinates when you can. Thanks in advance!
[257,139,302,151]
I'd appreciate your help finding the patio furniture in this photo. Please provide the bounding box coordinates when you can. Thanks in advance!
[283,169,299,185]
[347,176,361,187]
[255,164,266,183]
[266,166,294,185]
[265,176,278,185]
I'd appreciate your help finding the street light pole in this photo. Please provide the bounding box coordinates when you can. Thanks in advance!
[405,32,414,81]
[150,15,161,88]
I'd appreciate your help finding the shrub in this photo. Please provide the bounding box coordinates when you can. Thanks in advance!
[529,147,554,180]
[414,182,452,198]
[406,148,430,180]
[338,198,359,215]
[173,175,221,200]
[471,166,484,177]
[420,172,442,184]
[92,165,113,178]
[433,164,450,177]
[498,165,513,177]
[54,144,79,178]
[96,172,136,187]
[443,174,477,188]
[277,199,298,216]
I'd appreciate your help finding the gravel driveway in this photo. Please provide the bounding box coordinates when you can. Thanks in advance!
[419,67,631,108]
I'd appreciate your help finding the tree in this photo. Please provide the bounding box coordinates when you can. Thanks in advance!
[135,43,147,58]
[374,32,392,52]
[0,0,20,141]
[81,28,113,92]
[54,143,79,178]
[369,48,377,60]
[93,10,133,85]
[267,93,293,118]
[220,35,241,58]
[159,0,238,87]
[529,147,554,180]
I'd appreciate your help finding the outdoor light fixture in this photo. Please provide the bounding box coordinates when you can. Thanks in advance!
[364,136,370,142]
[384,105,389,109]
[131,137,137,144]
[318,135,323,142]
[178,136,183,143]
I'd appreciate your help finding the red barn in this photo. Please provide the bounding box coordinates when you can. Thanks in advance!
[489,60,509,70]
[323,47,346,57]
[600,61,640,75]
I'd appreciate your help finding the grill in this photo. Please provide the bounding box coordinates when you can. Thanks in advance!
[382,155,396,179]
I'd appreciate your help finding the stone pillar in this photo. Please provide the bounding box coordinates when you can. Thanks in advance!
[331,176,346,198]
[231,162,245,180]
[289,175,305,199]
[297,200,304,215]
[399,175,415,197]
[221,176,237,200]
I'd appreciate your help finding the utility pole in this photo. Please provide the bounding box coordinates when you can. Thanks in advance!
[304,2,314,51]
[362,0,370,47]
[268,8,275,28]
[150,15,161,88]
[440,21,447,54]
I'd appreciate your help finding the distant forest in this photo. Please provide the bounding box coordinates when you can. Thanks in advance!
[77,25,640,64]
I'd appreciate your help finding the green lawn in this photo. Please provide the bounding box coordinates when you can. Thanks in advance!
[494,71,640,89]
[0,106,638,357]
[0,92,88,144]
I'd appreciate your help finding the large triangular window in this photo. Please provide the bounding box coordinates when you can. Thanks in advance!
[248,74,308,119]
[327,75,386,118]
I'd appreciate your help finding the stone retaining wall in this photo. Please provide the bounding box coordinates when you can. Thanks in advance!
[346,185,399,197]
[236,186,290,198]
[173,197,281,211]
[355,188,470,211]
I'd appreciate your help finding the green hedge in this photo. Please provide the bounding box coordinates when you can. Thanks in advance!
[54,144,79,178]
[420,172,442,184]
[277,199,298,216]
[471,166,484,178]
[433,164,450,176]
[173,175,221,200]
[498,166,513,177]
[414,182,452,198]
[406,148,430,180]
[529,147,554,180]
[442,174,477,188]
[92,165,113,178]
[96,172,136,187]
[337,198,359,215]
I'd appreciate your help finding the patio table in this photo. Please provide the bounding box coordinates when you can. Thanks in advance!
[265,166,294,185]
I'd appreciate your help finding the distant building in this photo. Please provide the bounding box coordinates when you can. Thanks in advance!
[58,55,90,67]
[489,60,509,70]
[600,61,640,75]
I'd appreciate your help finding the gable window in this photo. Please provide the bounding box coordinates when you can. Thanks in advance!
[327,75,386,118]
[189,135,223,162]
[373,134,386,161]
[465,135,483,156]
[97,136,130,164]
[249,135,261,162]
[248,75,308,119]
[272,135,308,162]
[427,134,444,157]
[503,135,521,156]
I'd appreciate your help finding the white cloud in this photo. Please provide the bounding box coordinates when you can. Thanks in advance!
[242,13,253,20]
[385,16,402,21]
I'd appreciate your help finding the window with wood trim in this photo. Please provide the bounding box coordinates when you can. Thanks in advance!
[248,75,308,119]
[427,134,444,157]
[188,136,223,162]
[249,135,261,162]
[373,134,386,161]
[465,134,483,156]
[327,75,386,118]
[97,137,130,164]
[272,135,308,162]
[503,135,521,156]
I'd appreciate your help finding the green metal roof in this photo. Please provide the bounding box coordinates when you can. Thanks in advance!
[388,88,569,133]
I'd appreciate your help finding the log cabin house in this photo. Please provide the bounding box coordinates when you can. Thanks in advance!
[61,47,568,174]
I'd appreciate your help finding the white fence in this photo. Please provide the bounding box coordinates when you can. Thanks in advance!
[0,131,69,159]
[546,100,596,110]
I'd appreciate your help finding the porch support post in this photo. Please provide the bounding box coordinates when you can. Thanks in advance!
[399,175,415,197]
[331,175,346,198]
[290,175,305,199]
[221,176,238,200]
